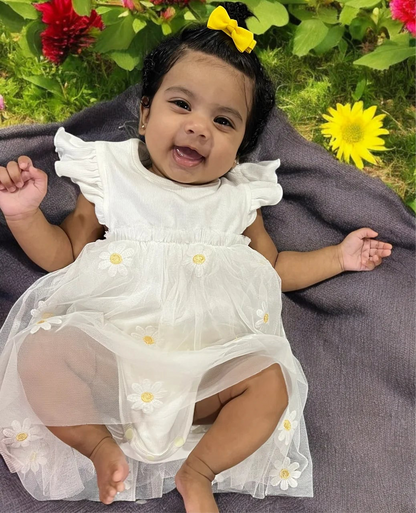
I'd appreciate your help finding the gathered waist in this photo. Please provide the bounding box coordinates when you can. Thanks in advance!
[104,225,251,247]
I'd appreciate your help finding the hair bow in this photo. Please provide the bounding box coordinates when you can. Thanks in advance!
[207,6,256,54]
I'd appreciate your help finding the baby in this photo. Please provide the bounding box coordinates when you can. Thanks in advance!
[0,3,392,512]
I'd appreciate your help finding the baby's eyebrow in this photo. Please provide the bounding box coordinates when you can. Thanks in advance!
[165,86,243,123]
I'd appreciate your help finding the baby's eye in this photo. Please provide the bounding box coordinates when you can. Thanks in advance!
[215,117,233,128]
[171,100,190,110]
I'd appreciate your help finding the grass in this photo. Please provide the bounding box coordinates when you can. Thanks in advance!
[0,27,415,209]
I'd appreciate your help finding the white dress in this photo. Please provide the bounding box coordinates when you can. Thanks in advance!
[0,128,312,501]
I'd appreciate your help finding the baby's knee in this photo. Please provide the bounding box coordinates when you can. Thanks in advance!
[258,363,289,412]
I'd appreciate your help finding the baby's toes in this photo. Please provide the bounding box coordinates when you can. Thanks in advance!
[100,484,118,504]
[115,481,125,493]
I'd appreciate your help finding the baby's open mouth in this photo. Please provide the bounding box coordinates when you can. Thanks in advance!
[173,146,204,168]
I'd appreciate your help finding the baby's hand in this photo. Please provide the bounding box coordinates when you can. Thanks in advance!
[0,157,48,220]
[339,228,392,272]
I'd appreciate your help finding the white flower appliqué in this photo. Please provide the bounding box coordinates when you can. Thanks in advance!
[270,456,302,491]
[185,244,213,277]
[131,325,158,346]
[2,419,42,448]
[30,315,62,334]
[21,448,48,474]
[277,409,298,446]
[255,301,270,329]
[127,379,167,414]
[98,242,134,277]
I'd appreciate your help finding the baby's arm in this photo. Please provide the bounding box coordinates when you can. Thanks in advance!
[243,209,392,292]
[0,157,104,272]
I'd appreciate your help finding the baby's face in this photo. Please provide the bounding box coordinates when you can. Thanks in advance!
[139,51,253,185]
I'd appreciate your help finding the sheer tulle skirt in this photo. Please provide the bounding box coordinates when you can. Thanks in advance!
[0,227,312,500]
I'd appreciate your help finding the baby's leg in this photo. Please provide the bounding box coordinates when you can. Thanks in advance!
[176,363,288,513]
[17,328,129,504]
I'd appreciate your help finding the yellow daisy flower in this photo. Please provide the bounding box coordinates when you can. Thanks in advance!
[321,101,389,169]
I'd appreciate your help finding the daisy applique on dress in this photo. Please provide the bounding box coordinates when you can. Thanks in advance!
[21,447,48,474]
[255,301,270,330]
[277,409,298,446]
[127,379,167,414]
[98,242,134,277]
[270,456,302,491]
[185,245,214,277]
[131,326,159,346]
[29,301,62,334]
[2,419,42,448]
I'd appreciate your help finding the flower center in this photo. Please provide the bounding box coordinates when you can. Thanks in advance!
[280,469,290,480]
[193,254,206,265]
[141,392,154,403]
[284,420,291,431]
[16,432,28,442]
[110,253,123,265]
[263,313,269,323]
[143,336,154,345]
[125,428,134,440]
[341,122,363,143]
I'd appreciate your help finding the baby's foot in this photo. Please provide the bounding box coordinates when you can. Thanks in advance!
[90,436,129,504]
[175,459,219,513]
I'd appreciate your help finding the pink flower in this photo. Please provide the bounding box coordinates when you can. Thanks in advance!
[161,6,175,20]
[0,95,4,111]
[389,0,416,36]
[122,0,135,8]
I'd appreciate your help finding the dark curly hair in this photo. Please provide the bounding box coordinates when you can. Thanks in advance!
[140,2,276,160]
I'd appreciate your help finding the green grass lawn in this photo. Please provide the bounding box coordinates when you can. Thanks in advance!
[0,28,415,209]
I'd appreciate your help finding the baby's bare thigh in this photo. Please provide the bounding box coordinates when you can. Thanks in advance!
[193,363,285,424]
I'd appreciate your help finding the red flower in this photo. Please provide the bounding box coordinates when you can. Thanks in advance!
[34,0,104,65]
[390,0,416,36]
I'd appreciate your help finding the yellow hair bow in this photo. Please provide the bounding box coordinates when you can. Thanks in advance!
[207,6,256,54]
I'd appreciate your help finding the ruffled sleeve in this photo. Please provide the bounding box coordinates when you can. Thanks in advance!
[234,158,283,227]
[54,127,106,225]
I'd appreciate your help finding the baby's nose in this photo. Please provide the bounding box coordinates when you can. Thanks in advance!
[184,116,210,138]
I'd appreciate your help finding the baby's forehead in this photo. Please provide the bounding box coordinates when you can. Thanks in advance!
[161,51,253,113]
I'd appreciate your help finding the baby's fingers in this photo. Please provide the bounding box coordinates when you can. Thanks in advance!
[370,240,393,257]
[0,161,24,192]
[18,156,33,171]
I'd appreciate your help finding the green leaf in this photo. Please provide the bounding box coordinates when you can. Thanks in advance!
[0,2,26,31]
[406,198,416,213]
[247,0,289,34]
[349,16,375,40]
[339,4,359,25]
[72,0,92,16]
[109,23,160,71]
[315,6,339,24]
[95,14,136,53]
[293,19,329,56]
[338,38,348,57]
[140,1,154,6]
[161,23,172,35]
[354,43,416,69]
[314,25,345,54]
[278,0,308,4]
[0,0,37,19]
[344,0,381,9]
[96,7,126,26]
[380,17,404,38]
[19,19,43,57]
[23,76,63,97]
[133,18,146,33]
[288,5,315,21]
[184,11,197,20]
[352,76,366,100]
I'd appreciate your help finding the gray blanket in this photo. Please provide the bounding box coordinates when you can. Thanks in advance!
[0,84,414,513]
